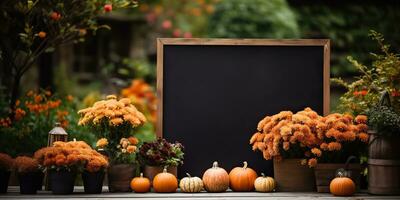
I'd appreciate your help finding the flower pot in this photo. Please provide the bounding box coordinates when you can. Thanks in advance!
[368,132,400,195]
[82,171,105,194]
[273,158,315,192]
[314,163,361,193]
[144,165,177,183]
[35,171,44,190]
[0,170,10,193]
[108,164,135,192]
[18,171,41,194]
[49,170,76,195]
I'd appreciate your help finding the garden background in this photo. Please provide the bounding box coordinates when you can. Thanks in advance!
[1,0,400,157]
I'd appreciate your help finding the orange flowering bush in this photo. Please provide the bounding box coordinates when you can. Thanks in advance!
[14,156,40,173]
[0,153,14,171]
[0,90,95,156]
[34,141,108,172]
[121,79,157,123]
[78,95,146,164]
[249,108,369,167]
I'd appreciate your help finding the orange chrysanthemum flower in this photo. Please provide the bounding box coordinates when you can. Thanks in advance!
[327,142,342,151]
[308,158,318,167]
[358,133,369,143]
[311,148,322,157]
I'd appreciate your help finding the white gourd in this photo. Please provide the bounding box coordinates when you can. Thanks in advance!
[254,173,275,192]
[179,173,204,193]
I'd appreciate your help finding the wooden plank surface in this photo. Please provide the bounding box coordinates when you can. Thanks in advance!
[1,187,400,200]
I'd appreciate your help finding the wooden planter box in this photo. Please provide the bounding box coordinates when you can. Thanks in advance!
[274,159,315,192]
[314,163,361,193]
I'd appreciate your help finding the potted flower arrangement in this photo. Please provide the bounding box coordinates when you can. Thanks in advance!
[138,138,184,181]
[34,141,91,194]
[249,108,368,192]
[332,31,400,195]
[96,137,139,192]
[0,153,13,193]
[14,156,43,194]
[367,92,400,194]
[81,146,109,194]
[78,95,146,192]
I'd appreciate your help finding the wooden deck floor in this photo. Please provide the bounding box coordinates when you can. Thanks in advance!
[1,187,399,200]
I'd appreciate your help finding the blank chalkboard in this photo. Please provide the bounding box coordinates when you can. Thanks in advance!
[157,39,330,178]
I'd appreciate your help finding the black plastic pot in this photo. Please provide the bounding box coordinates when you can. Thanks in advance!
[18,172,39,194]
[82,171,105,194]
[0,170,11,193]
[35,171,44,190]
[49,170,76,195]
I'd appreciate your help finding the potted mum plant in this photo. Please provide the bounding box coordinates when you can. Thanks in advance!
[81,145,109,194]
[0,153,13,193]
[305,114,369,193]
[249,108,368,192]
[78,95,146,192]
[34,141,90,194]
[138,138,184,181]
[14,156,43,194]
[95,137,139,192]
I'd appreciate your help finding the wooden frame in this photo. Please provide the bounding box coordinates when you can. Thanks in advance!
[157,38,330,137]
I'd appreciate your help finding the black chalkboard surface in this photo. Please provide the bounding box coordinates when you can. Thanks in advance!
[157,39,330,178]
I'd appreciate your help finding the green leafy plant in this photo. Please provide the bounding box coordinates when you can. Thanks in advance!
[367,92,400,137]
[138,138,184,167]
[332,31,400,115]
[208,0,299,38]
[0,0,137,116]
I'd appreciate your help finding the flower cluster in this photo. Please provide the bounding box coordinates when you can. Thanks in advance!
[78,95,146,128]
[14,156,39,173]
[138,138,184,167]
[121,79,157,123]
[34,140,108,172]
[249,108,369,167]
[96,137,139,164]
[0,153,14,171]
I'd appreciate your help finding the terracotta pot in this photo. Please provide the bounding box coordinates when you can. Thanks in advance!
[108,164,135,192]
[82,171,105,194]
[144,165,177,183]
[368,132,400,195]
[314,163,361,193]
[49,170,76,195]
[0,170,10,193]
[273,158,315,192]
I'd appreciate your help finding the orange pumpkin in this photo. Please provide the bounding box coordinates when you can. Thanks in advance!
[329,172,356,196]
[202,161,230,192]
[130,173,151,193]
[229,161,257,191]
[153,167,178,193]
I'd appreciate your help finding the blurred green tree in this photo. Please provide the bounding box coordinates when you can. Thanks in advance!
[0,0,137,117]
[208,0,300,38]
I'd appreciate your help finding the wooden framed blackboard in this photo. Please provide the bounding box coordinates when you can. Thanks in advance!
[157,39,330,178]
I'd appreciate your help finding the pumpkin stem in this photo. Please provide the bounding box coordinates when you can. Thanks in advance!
[261,173,265,177]
[243,161,248,169]
[140,173,143,178]
[186,173,191,178]
[212,161,218,168]
[163,166,167,173]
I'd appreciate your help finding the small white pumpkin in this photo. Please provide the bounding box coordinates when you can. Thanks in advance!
[179,173,204,193]
[254,173,275,192]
